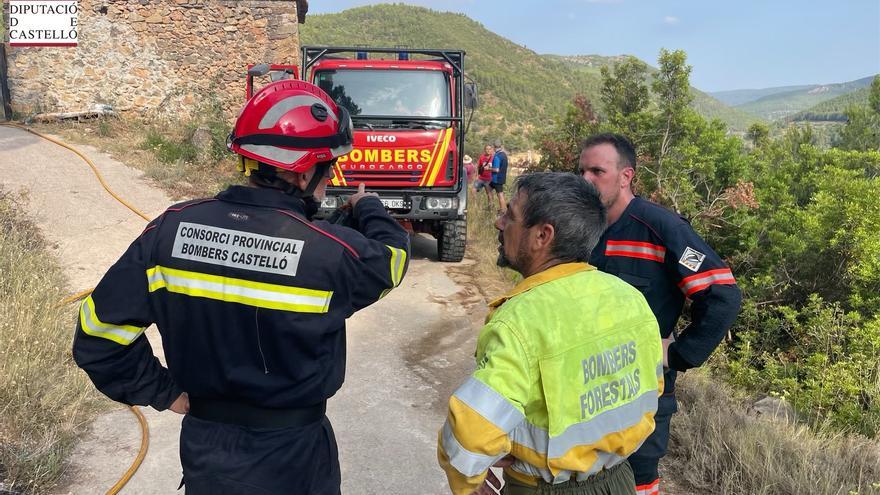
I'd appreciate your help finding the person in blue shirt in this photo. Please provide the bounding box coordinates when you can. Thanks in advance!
[490,139,509,213]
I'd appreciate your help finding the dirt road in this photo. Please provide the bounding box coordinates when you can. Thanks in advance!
[0,125,486,494]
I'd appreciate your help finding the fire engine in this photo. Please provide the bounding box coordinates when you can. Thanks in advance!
[300,46,477,262]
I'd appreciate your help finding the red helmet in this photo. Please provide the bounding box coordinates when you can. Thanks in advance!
[229,80,353,173]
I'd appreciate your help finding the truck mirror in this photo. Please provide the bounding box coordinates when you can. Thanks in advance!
[270,70,294,82]
[248,63,271,77]
[464,83,478,109]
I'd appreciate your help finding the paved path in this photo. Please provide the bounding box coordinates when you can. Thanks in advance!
[0,125,486,494]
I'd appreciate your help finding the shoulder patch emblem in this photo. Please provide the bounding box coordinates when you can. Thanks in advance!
[679,247,706,272]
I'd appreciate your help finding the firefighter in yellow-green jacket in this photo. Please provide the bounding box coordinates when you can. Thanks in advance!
[438,172,664,495]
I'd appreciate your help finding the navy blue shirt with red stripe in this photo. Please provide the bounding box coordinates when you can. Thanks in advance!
[589,197,741,375]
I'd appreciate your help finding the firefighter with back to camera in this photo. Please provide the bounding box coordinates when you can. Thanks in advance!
[73,80,411,494]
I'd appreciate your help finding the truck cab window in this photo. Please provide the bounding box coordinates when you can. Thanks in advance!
[316,69,450,128]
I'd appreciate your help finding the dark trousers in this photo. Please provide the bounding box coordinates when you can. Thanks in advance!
[629,370,678,487]
[502,461,635,495]
[179,414,341,494]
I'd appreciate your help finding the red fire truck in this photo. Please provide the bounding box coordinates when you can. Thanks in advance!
[300,46,477,262]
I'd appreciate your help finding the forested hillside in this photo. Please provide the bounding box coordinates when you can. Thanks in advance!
[299,4,759,150]
[301,4,598,151]
[711,84,815,106]
[790,86,871,122]
[735,75,876,120]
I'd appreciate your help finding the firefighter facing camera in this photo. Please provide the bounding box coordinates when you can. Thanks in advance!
[581,133,742,495]
[73,80,411,494]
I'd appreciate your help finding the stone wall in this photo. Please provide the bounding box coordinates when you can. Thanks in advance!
[3,0,303,118]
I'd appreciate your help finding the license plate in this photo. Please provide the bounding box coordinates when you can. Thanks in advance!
[380,198,406,209]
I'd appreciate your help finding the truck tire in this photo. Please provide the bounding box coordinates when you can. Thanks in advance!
[438,219,467,262]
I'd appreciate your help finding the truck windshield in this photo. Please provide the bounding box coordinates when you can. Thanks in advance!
[315,69,450,127]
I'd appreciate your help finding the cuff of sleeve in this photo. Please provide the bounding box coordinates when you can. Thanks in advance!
[153,382,184,411]
[352,196,384,219]
[667,344,694,372]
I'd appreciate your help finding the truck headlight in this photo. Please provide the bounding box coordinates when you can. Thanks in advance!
[426,197,456,210]
[321,196,339,209]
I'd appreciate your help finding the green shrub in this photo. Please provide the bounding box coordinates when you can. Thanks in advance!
[140,128,198,164]
[139,87,231,166]
[96,117,114,138]
[726,297,880,437]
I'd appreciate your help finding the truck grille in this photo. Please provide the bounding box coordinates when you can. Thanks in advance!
[342,170,422,183]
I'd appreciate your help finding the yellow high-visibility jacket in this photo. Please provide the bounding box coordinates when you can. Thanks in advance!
[438,263,663,494]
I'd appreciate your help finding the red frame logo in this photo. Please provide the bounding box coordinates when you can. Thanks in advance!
[8,1,78,47]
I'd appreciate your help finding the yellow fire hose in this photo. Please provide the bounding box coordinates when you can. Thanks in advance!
[104,406,150,495]
[1,121,151,494]
[1,122,152,223]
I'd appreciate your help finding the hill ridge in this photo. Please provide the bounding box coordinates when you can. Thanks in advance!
[789,85,872,122]
[549,54,763,132]
[727,75,876,120]
[301,3,761,148]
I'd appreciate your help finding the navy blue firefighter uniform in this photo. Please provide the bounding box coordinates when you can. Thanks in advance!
[73,185,409,494]
[590,196,741,495]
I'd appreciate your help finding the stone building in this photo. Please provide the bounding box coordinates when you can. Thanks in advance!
[2,0,308,118]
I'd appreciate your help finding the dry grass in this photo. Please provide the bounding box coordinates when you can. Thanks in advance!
[669,369,880,495]
[463,184,520,299]
[0,111,236,493]
[0,191,106,494]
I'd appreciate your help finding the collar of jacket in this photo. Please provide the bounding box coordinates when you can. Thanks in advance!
[486,262,595,320]
[215,185,307,214]
[606,195,642,232]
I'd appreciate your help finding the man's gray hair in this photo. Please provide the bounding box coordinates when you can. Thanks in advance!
[515,172,606,262]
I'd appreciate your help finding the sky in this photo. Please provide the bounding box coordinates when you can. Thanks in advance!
[308,0,880,93]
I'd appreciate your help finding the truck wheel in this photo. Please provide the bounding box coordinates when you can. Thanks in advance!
[438,219,467,262]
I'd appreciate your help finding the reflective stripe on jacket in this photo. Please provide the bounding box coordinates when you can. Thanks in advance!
[438,263,663,495]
